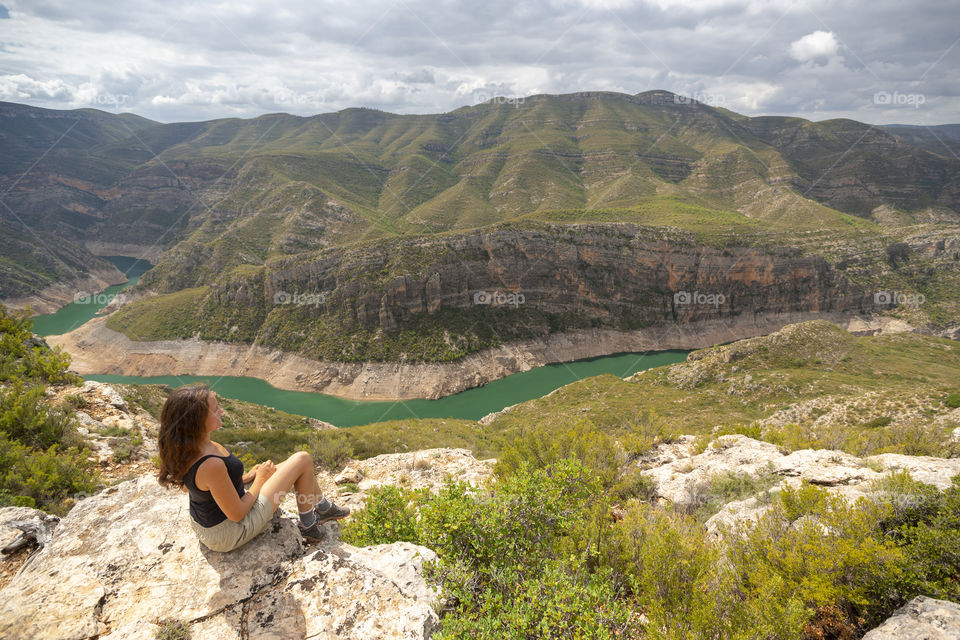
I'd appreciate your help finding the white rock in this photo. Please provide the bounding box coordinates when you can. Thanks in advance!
[334,466,363,485]
[0,476,439,640]
[0,506,49,550]
[862,596,960,639]
[641,434,960,526]
[75,411,103,430]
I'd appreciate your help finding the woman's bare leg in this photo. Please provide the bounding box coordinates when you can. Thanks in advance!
[259,451,322,512]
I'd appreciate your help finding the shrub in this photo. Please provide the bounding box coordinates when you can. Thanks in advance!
[340,485,420,546]
[685,469,779,522]
[0,382,79,450]
[438,561,638,639]
[946,392,960,409]
[0,305,79,386]
[307,431,354,471]
[154,620,189,640]
[0,431,98,514]
[886,474,960,603]
[733,484,906,630]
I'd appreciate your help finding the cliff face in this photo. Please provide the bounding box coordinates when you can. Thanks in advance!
[254,223,868,334]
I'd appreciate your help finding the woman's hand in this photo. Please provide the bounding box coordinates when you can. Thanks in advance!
[241,463,261,484]
[252,460,276,489]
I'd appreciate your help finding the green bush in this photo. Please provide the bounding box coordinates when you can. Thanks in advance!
[763,420,957,458]
[883,474,960,603]
[0,431,98,514]
[733,484,906,630]
[154,620,189,640]
[0,306,79,386]
[340,485,421,546]
[0,304,98,513]
[0,382,79,450]
[685,469,778,522]
[946,392,960,409]
[307,431,355,471]
[437,561,638,640]
[336,453,960,639]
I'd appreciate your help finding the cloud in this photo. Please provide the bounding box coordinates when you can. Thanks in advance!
[0,0,956,125]
[789,30,840,64]
[0,5,9,19]
[0,73,74,101]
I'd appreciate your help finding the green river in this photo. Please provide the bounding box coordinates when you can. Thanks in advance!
[32,256,154,337]
[35,257,689,426]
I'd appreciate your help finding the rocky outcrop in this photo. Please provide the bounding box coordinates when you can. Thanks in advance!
[862,596,960,639]
[636,434,960,534]
[48,311,904,401]
[0,476,440,640]
[332,448,496,510]
[48,380,158,477]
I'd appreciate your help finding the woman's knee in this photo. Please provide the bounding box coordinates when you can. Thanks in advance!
[289,450,312,467]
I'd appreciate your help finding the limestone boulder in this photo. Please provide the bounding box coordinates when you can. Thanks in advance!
[862,596,960,639]
[0,507,50,551]
[0,476,439,640]
[642,434,960,529]
[352,448,495,495]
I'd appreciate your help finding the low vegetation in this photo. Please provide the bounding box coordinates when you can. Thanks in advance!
[342,422,960,639]
[0,305,96,513]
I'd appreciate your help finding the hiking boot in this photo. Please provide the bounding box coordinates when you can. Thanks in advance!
[298,520,325,543]
[314,501,350,523]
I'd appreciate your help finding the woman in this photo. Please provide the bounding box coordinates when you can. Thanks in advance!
[156,384,350,552]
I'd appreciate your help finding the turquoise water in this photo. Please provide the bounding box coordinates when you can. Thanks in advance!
[32,256,154,336]
[86,349,688,426]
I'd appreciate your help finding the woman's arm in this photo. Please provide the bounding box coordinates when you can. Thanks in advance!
[197,458,267,522]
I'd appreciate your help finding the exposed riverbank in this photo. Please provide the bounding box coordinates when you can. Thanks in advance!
[46,310,919,401]
[1,266,128,316]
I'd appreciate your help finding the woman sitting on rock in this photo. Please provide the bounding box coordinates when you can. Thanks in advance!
[156,384,349,552]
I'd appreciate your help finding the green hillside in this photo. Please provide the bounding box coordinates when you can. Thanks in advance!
[3,92,960,357]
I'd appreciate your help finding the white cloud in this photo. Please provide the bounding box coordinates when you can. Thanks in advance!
[789,30,839,64]
[0,73,74,101]
[0,1,956,125]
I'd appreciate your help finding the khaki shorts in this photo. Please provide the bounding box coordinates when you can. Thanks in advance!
[190,494,275,552]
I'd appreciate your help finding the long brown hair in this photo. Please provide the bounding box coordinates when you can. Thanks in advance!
[157,384,213,488]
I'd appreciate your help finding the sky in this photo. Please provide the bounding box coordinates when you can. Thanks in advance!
[0,0,957,125]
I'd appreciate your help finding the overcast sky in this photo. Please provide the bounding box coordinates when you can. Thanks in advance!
[0,0,957,125]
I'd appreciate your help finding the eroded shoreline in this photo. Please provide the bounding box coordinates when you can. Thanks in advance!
[45,311,920,401]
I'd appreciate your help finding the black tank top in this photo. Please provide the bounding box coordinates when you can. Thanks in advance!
[182,452,245,527]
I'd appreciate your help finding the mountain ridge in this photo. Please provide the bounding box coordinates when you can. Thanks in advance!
[3,90,960,372]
